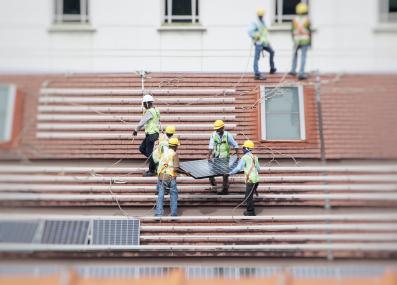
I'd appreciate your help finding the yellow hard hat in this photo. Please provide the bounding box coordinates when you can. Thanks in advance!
[213,120,225,130]
[256,8,265,17]
[165,125,176,135]
[168,137,180,146]
[296,3,308,14]
[243,140,255,150]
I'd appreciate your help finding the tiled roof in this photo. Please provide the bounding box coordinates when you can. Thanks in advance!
[0,73,396,160]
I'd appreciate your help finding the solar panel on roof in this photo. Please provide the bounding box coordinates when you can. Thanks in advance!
[180,155,240,179]
[40,220,89,244]
[0,221,38,243]
[92,219,140,246]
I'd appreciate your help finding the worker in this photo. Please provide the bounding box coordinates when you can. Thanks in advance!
[132,94,160,177]
[228,140,260,216]
[207,120,238,195]
[152,125,176,164]
[289,2,311,80]
[248,8,277,80]
[155,138,184,217]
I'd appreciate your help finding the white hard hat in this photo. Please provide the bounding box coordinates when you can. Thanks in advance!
[142,94,154,103]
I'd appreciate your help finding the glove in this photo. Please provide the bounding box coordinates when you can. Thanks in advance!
[132,130,137,136]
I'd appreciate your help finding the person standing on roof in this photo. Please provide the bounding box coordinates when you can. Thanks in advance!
[289,2,311,80]
[132,94,160,177]
[248,8,277,80]
[152,125,176,165]
[155,138,185,217]
[207,120,239,195]
[228,140,260,216]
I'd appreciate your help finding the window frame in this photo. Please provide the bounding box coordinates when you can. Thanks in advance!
[0,85,17,143]
[379,0,397,22]
[163,0,200,24]
[53,0,89,24]
[259,85,306,142]
[273,0,309,25]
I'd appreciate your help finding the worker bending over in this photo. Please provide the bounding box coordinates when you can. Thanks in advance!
[152,125,176,164]
[208,120,238,195]
[155,138,184,217]
[228,140,260,216]
[132,94,160,177]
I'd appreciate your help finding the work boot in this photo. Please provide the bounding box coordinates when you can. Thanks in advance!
[143,171,156,177]
[243,211,256,216]
[298,74,308,80]
[217,188,229,195]
[270,68,277,74]
[254,74,266,80]
[288,71,297,76]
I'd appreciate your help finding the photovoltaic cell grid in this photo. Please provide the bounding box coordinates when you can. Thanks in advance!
[40,220,89,244]
[92,219,140,246]
[0,221,38,243]
[180,155,239,179]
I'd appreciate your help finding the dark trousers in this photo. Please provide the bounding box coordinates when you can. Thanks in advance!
[209,175,229,192]
[245,183,259,214]
[139,132,159,173]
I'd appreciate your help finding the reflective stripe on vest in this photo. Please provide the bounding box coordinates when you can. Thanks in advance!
[157,148,176,177]
[145,108,160,134]
[213,131,230,159]
[292,16,310,45]
[254,19,269,45]
[242,153,259,184]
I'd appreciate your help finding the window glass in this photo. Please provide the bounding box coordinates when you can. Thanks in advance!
[390,0,397,12]
[261,87,305,141]
[63,0,81,15]
[0,86,12,141]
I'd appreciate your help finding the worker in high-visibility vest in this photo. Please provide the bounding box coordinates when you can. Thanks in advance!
[289,3,311,80]
[155,137,185,217]
[248,8,277,80]
[207,120,239,195]
[228,140,260,216]
[152,125,176,164]
[132,94,160,177]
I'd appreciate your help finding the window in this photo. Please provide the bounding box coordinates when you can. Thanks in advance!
[274,0,308,24]
[260,86,306,141]
[380,0,397,22]
[0,85,16,142]
[164,0,199,24]
[53,0,89,24]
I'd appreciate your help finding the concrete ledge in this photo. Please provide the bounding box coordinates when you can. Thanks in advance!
[48,24,96,33]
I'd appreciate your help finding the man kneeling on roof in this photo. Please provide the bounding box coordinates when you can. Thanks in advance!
[228,140,260,216]
[208,119,239,195]
[155,137,188,217]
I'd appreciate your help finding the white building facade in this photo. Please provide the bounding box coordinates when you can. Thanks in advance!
[0,0,396,73]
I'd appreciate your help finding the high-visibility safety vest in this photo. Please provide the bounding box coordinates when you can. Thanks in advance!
[242,152,260,184]
[213,131,231,159]
[152,133,170,163]
[252,19,270,45]
[144,107,160,134]
[157,148,176,177]
[292,15,311,46]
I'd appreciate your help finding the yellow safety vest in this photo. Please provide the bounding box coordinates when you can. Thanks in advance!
[242,153,260,184]
[152,133,170,163]
[157,148,176,177]
[292,15,311,46]
[144,108,160,134]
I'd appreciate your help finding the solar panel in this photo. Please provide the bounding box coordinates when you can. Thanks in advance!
[180,155,240,179]
[40,220,89,244]
[92,219,140,246]
[0,221,38,243]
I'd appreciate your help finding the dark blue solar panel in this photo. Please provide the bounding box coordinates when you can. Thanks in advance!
[92,219,140,246]
[0,221,38,243]
[180,155,239,179]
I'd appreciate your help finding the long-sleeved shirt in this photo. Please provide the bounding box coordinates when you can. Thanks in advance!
[136,111,153,131]
[208,131,238,150]
[229,151,260,175]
